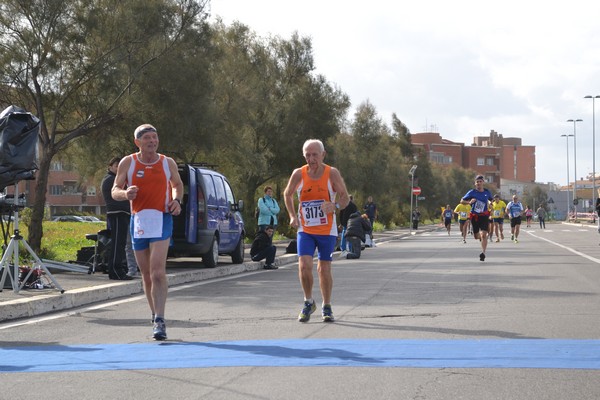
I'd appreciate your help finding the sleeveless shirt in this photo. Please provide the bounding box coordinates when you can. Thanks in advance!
[296,164,337,236]
[127,153,171,214]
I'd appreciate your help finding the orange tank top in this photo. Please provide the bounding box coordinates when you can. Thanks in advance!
[126,153,171,214]
[297,164,337,236]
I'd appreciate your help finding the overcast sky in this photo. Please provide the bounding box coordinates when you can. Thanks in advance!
[210,0,600,186]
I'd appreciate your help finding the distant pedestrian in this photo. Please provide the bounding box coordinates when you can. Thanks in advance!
[536,205,546,229]
[412,207,421,230]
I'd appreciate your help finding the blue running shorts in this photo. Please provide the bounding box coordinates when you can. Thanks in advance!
[297,232,337,261]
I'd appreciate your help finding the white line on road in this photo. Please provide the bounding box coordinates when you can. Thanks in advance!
[0,271,265,331]
[525,230,600,264]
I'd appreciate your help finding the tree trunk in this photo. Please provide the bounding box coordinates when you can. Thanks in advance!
[28,147,52,252]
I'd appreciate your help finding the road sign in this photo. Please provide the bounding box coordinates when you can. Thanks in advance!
[412,187,421,195]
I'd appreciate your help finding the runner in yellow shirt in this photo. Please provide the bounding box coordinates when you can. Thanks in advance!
[454,202,471,243]
[490,194,507,242]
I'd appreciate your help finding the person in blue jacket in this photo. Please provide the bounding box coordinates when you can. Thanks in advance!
[460,175,493,262]
[257,186,280,232]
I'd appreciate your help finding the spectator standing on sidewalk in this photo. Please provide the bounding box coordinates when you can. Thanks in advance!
[363,196,378,245]
[257,186,280,232]
[101,156,137,280]
[339,194,357,256]
[412,207,421,230]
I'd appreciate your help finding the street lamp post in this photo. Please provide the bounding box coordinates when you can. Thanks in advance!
[561,134,574,220]
[567,118,583,219]
[409,165,417,233]
[584,95,600,219]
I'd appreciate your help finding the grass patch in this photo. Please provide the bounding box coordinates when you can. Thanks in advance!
[14,221,105,262]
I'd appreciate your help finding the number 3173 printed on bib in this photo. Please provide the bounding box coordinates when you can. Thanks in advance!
[301,200,328,227]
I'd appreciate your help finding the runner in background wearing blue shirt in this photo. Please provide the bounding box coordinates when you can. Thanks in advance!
[505,195,524,243]
[461,175,493,261]
[442,205,454,235]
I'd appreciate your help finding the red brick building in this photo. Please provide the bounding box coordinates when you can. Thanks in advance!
[7,160,104,218]
[411,130,535,189]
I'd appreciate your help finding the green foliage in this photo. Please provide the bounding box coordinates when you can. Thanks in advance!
[0,1,499,244]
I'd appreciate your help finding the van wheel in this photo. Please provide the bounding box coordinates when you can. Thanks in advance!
[230,236,244,264]
[202,237,219,268]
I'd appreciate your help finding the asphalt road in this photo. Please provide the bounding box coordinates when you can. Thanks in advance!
[1,222,600,399]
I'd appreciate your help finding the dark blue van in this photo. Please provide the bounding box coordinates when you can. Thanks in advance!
[169,164,245,268]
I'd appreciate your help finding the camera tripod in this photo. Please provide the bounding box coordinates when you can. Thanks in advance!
[0,184,77,294]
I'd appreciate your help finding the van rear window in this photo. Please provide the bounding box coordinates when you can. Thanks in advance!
[202,173,217,205]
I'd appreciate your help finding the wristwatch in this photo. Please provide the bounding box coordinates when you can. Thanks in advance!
[173,198,182,206]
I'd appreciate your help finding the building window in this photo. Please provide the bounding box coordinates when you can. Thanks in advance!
[431,152,452,164]
[49,185,61,195]
[486,158,494,166]
[477,157,485,166]
[50,161,63,171]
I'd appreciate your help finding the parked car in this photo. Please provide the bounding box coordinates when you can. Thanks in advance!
[169,164,245,268]
[52,215,85,222]
[81,216,103,223]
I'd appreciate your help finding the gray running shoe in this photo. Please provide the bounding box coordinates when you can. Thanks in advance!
[153,318,167,341]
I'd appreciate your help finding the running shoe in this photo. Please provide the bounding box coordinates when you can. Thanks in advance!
[153,317,167,341]
[322,304,335,322]
[340,250,348,258]
[479,252,486,261]
[463,239,466,243]
[501,233,504,239]
[298,300,316,322]
[511,234,514,241]
[514,239,519,243]
[495,238,500,243]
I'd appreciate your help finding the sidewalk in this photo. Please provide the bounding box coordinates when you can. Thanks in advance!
[0,227,417,322]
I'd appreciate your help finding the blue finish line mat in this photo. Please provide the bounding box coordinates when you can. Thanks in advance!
[2,339,600,373]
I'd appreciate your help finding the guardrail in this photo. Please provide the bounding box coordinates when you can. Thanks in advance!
[568,212,597,223]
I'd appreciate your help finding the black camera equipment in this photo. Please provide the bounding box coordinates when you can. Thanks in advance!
[0,106,87,294]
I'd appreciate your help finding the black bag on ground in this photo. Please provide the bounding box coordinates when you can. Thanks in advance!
[286,239,297,254]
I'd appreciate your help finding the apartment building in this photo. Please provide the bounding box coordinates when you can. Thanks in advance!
[411,129,535,189]
[5,160,104,218]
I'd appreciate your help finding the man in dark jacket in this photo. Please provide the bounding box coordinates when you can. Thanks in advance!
[345,212,372,259]
[339,195,357,255]
[101,157,137,280]
[250,225,278,269]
